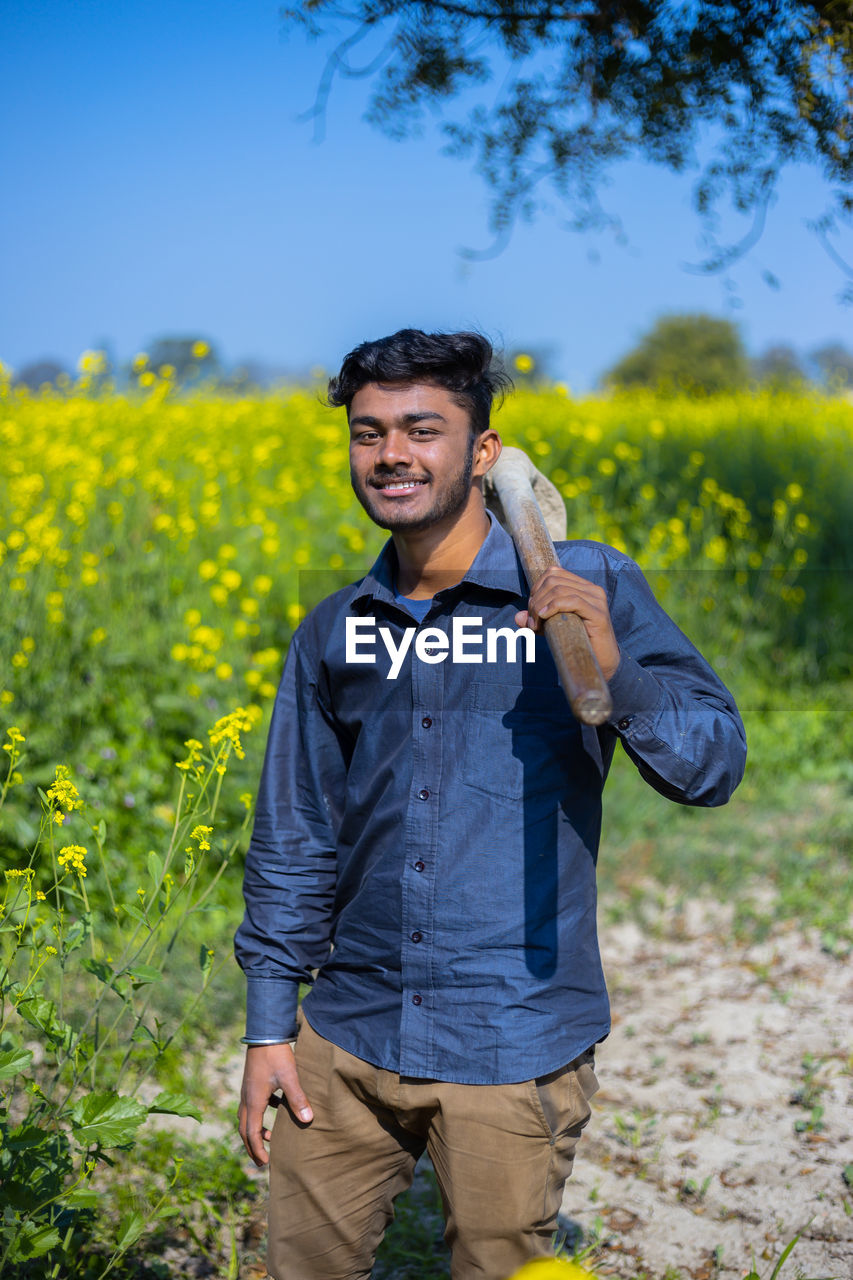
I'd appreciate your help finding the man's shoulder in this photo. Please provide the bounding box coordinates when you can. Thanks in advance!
[553,537,638,576]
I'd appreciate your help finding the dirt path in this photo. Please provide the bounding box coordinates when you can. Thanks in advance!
[196,903,851,1280]
[563,904,853,1280]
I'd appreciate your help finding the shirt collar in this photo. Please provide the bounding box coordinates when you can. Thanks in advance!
[352,510,528,609]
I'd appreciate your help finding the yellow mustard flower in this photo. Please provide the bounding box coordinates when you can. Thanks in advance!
[190,824,213,851]
[57,845,88,877]
[47,765,82,817]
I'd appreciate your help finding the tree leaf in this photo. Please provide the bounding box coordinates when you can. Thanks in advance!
[0,1047,34,1079]
[148,1091,202,1122]
[71,1092,148,1147]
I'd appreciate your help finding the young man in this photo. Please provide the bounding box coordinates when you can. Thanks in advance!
[235,329,746,1280]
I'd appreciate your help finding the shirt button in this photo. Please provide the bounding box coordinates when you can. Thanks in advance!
[412,994,422,1006]
[617,717,632,731]
[418,788,430,801]
[411,931,422,943]
[414,860,425,872]
[421,716,432,729]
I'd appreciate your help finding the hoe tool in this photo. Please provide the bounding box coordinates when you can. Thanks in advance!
[485,446,613,726]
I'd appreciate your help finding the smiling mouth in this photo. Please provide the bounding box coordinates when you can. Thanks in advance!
[370,477,429,495]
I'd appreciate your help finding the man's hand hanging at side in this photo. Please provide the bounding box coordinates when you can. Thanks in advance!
[515,566,622,682]
[238,1043,314,1167]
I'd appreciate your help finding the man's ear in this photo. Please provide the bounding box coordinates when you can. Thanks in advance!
[473,430,502,478]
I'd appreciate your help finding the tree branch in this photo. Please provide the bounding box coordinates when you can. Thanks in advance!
[296,19,399,141]
[415,2,591,20]
[808,215,853,280]
[681,185,774,276]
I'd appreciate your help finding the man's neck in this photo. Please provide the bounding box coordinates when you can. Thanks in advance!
[392,498,491,599]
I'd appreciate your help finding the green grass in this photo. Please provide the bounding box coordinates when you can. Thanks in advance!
[594,666,853,949]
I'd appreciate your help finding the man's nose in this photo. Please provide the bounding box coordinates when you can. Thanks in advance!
[376,430,412,468]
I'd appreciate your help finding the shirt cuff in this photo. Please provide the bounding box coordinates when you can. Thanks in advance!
[606,652,662,730]
[244,975,300,1042]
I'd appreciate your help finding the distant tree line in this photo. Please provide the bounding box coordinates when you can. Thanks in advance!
[10,319,853,396]
[10,335,302,394]
[599,314,853,394]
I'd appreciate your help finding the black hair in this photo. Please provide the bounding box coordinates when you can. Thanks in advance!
[326,328,513,436]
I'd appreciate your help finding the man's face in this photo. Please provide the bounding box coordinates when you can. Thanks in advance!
[348,381,483,533]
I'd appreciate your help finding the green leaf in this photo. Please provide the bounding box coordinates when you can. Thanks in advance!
[71,1092,148,1148]
[115,1210,148,1251]
[768,1231,802,1280]
[0,1047,33,1079]
[843,1163,853,1188]
[5,1123,49,1151]
[16,995,75,1053]
[199,943,214,975]
[10,1221,62,1261]
[148,1091,202,1122]
[122,902,149,926]
[147,850,163,890]
[126,964,162,986]
[96,818,106,843]
[64,1186,100,1209]
[64,913,93,955]
[82,957,117,987]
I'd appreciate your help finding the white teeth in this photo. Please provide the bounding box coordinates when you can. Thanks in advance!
[382,481,422,491]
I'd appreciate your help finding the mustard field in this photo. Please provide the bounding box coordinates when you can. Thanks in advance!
[2,378,851,861]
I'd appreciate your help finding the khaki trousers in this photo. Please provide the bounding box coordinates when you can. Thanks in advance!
[266,1016,599,1280]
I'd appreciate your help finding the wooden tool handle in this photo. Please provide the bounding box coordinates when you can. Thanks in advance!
[488,453,613,726]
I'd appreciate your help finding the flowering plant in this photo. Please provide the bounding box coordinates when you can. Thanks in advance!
[0,712,256,1277]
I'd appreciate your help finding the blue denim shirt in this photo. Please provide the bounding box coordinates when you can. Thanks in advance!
[234,514,746,1084]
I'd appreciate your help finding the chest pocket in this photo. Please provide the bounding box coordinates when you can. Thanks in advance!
[459,680,580,802]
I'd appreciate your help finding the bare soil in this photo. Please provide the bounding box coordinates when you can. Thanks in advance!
[187,900,852,1280]
[563,902,853,1280]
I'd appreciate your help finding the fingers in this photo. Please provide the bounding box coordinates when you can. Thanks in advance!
[239,1082,274,1167]
[280,1060,314,1126]
[238,1043,314,1168]
[530,567,608,622]
[516,568,621,681]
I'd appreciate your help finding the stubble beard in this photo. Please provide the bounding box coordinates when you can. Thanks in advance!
[351,438,476,533]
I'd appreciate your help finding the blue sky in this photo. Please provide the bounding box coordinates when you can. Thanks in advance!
[1,0,850,390]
